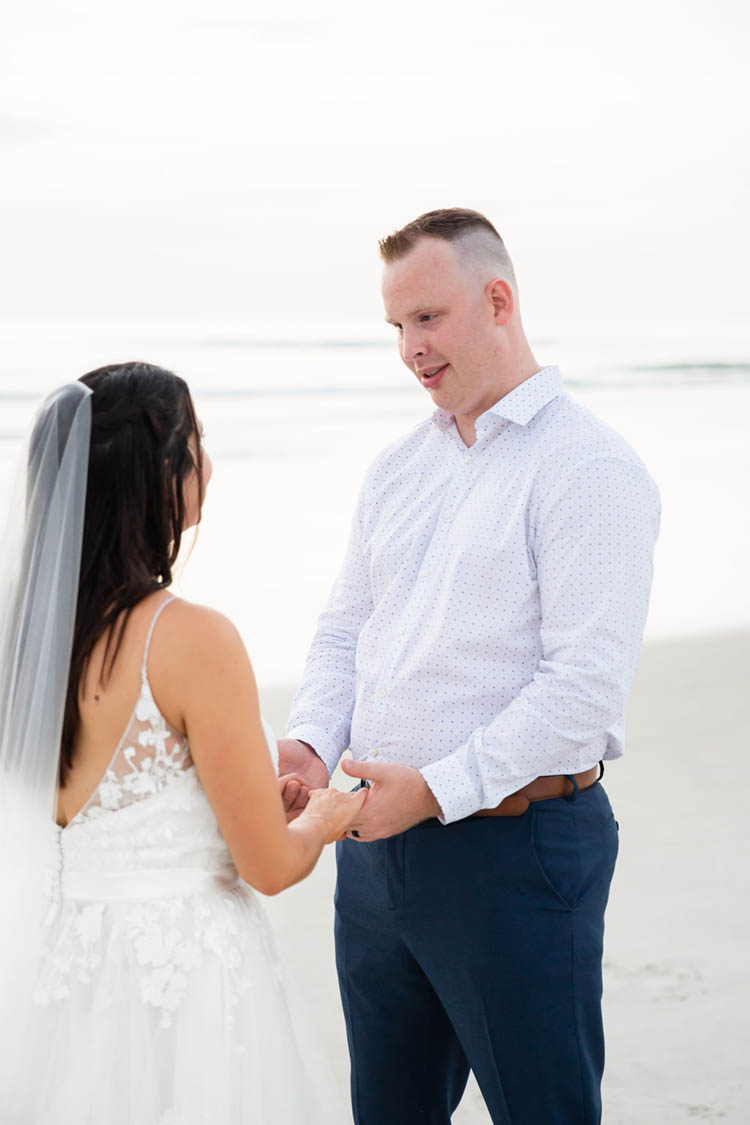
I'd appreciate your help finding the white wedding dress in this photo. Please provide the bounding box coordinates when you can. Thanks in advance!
[25,598,310,1124]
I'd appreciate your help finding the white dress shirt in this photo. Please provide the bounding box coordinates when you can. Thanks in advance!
[287,366,660,824]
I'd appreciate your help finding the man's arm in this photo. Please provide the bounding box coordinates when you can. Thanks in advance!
[421,454,661,823]
[347,455,661,835]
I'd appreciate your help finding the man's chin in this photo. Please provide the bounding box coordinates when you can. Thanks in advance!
[427,388,455,412]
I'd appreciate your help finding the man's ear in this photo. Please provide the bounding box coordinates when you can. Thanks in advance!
[487,278,514,326]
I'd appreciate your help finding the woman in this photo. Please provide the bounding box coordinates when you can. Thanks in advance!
[0,362,365,1123]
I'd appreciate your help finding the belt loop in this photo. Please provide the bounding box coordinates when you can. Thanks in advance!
[564,774,580,803]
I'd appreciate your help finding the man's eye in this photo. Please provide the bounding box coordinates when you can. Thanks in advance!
[420,314,435,323]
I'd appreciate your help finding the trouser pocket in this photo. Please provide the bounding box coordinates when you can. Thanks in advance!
[530,788,619,910]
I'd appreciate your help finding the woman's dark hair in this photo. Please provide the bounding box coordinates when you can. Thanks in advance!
[60,361,204,783]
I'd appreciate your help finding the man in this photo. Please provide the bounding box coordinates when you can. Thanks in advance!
[279,209,660,1124]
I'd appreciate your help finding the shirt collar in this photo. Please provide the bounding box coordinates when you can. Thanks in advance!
[486,365,562,426]
[431,365,563,434]
[431,408,454,432]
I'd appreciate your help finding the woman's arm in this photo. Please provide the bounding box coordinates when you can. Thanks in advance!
[173,604,366,895]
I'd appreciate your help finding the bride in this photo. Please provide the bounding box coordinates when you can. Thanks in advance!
[0,361,366,1123]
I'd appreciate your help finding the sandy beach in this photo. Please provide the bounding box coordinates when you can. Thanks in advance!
[2,343,747,1123]
[261,629,750,1124]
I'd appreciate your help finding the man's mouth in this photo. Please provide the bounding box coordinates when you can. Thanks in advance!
[419,364,448,388]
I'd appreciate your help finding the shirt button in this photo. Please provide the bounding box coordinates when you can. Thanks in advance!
[379,688,387,699]
[444,510,452,520]
[399,624,407,635]
[464,454,472,464]
[368,748,379,759]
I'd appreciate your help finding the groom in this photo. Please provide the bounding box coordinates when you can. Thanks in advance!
[279,208,660,1123]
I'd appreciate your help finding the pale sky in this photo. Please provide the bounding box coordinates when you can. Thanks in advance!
[1,0,748,334]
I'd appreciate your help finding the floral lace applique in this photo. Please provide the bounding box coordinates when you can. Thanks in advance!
[35,886,281,1036]
[34,901,105,1005]
[128,894,262,1030]
[74,680,192,825]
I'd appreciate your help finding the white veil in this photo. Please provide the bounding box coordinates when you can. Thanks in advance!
[0,382,92,1108]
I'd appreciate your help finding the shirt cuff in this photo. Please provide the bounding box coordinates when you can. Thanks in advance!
[285,725,343,777]
[419,757,485,825]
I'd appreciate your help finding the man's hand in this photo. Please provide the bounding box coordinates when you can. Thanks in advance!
[340,758,442,841]
[277,739,329,791]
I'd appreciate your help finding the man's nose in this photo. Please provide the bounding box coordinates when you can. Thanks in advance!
[401,328,426,363]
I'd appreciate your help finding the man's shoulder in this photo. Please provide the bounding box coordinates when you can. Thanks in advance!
[521,393,661,526]
[535,390,652,477]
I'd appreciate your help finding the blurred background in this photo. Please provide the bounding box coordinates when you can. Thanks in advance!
[1,0,748,680]
[1,1,748,1121]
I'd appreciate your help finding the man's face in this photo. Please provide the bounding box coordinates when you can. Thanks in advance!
[382,238,502,425]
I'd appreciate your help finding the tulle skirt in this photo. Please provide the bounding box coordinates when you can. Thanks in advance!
[12,882,312,1124]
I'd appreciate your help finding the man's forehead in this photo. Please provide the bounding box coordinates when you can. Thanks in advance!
[381,240,462,305]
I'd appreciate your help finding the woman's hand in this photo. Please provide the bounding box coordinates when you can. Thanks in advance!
[278,773,311,823]
[298,786,369,845]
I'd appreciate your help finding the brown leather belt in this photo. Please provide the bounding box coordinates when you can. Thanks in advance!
[470,766,601,818]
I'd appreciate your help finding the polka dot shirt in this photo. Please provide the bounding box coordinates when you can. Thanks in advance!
[287,366,661,823]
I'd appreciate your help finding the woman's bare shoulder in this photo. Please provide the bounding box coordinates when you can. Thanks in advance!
[146,596,255,732]
[150,598,254,675]
[158,596,243,645]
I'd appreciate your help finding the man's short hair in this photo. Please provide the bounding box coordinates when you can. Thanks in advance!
[378,207,517,291]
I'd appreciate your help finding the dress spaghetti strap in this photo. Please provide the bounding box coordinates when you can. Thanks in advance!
[141,595,177,681]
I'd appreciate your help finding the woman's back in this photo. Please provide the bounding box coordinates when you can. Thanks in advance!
[57,592,190,830]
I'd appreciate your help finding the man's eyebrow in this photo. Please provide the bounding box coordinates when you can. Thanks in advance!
[384,306,437,324]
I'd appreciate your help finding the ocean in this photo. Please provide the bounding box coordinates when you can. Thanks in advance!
[1,323,748,690]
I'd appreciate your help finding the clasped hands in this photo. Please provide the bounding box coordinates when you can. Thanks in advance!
[277,739,441,841]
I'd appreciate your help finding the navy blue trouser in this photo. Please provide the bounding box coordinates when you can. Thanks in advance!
[334,781,619,1124]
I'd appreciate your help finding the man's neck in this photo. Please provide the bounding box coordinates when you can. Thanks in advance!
[455,356,542,447]
[456,416,478,447]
